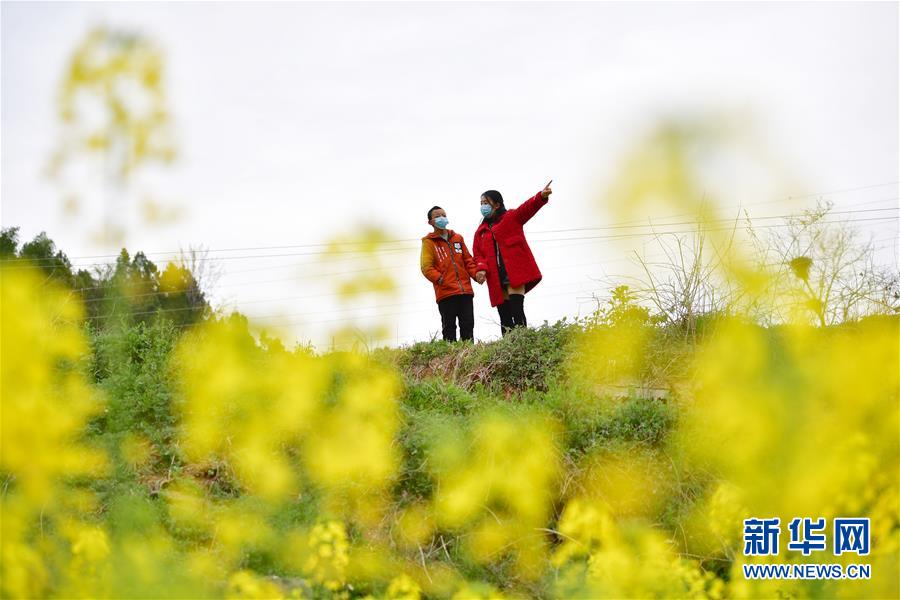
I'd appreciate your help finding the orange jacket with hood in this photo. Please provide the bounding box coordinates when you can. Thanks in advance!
[420,230,479,303]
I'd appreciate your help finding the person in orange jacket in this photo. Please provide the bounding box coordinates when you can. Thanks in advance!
[420,206,483,341]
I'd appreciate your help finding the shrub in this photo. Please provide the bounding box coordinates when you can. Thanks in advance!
[89,319,181,452]
[473,319,575,392]
[401,377,476,415]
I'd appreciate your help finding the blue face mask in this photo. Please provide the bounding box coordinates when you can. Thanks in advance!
[434,216,449,229]
[480,204,492,218]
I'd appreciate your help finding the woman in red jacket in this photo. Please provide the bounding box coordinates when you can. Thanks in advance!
[473,181,553,336]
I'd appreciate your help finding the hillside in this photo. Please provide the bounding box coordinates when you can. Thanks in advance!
[3,237,898,599]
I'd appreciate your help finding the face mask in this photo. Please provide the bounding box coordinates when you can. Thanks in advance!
[434,216,449,229]
[480,204,492,218]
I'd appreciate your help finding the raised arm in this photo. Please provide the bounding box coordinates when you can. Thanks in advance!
[511,181,553,225]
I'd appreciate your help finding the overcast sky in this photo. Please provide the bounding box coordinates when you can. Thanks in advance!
[2,1,898,348]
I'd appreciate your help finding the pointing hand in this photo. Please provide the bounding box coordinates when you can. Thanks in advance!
[541,179,553,199]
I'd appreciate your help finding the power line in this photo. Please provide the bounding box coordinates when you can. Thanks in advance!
[68,235,899,312]
[605,182,899,227]
[164,285,613,332]
[4,186,897,266]
[73,258,638,320]
[74,251,685,324]
[8,209,895,272]
[527,205,898,236]
[64,204,900,266]
[51,213,899,304]
[68,236,900,325]
[76,250,653,305]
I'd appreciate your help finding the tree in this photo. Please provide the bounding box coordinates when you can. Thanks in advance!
[749,201,898,325]
[17,231,76,287]
[0,227,20,259]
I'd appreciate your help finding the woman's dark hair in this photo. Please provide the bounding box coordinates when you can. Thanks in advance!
[481,190,504,206]
[427,205,442,220]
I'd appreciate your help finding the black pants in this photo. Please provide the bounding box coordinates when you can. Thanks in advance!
[438,294,474,341]
[497,293,526,336]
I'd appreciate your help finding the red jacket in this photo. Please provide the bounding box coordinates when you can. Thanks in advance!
[420,230,479,303]
[473,191,548,307]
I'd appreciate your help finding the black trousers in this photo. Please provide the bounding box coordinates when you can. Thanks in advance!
[497,293,526,336]
[438,294,474,341]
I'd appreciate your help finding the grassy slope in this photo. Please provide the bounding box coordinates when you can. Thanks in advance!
[86,318,689,597]
[374,321,688,593]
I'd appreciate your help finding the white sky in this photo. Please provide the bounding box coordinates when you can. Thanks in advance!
[2,1,898,348]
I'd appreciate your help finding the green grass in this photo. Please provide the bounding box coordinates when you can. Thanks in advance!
[392,319,576,394]
[80,314,693,597]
